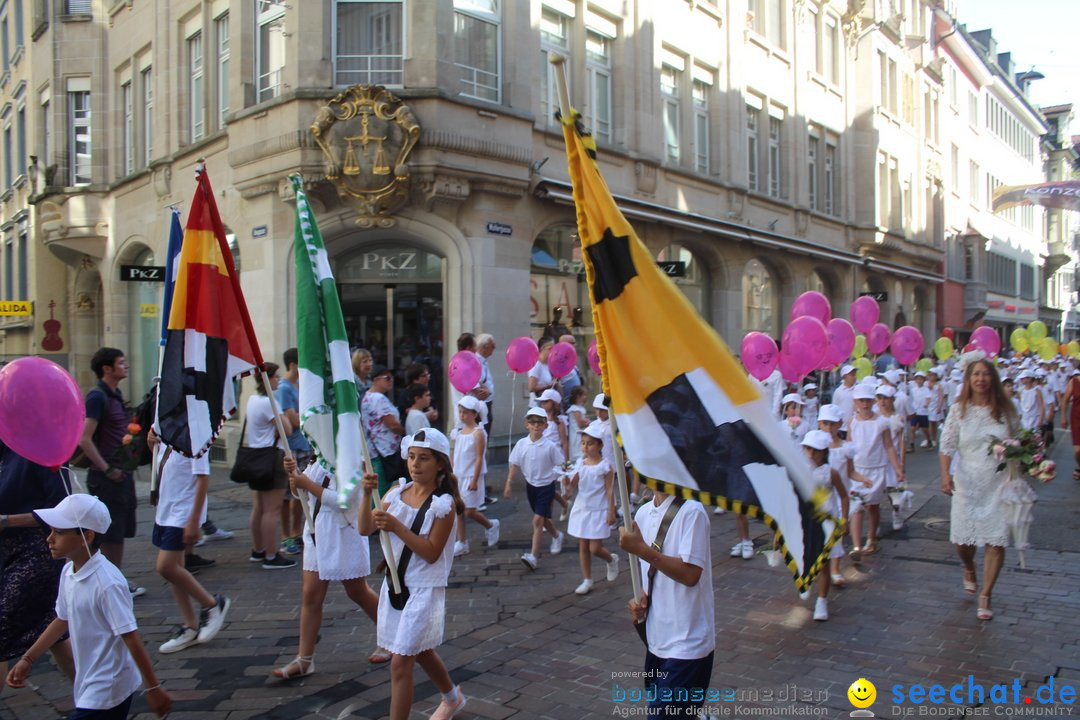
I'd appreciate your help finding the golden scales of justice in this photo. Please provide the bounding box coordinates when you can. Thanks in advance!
[341,111,391,176]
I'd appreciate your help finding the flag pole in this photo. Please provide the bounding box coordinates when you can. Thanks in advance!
[258,366,315,532]
[356,412,402,594]
[549,53,643,604]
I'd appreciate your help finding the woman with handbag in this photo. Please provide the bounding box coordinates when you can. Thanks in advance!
[241,363,296,569]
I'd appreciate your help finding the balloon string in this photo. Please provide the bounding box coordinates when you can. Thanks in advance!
[58,465,94,561]
[507,372,517,462]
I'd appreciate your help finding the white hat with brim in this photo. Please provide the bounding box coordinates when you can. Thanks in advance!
[457,394,488,424]
[782,393,804,405]
[803,383,819,391]
[592,393,608,410]
[883,370,901,384]
[1017,371,1034,381]
[526,407,549,420]
[853,385,877,400]
[538,388,562,405]
[33,493,112,534]
[817,404,843,423]
[875,385,896,398]
[801,430,832,451]
[841,364,856,376]
[399,427,451,459]
[583,421,606,440]
[914,371,927,378]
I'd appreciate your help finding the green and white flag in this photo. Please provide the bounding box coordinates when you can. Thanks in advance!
[291,175,364,508]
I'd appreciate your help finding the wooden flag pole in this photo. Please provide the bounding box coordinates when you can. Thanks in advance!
[549,53,644,604]
[356,414,402,594]
[258,367,314,533]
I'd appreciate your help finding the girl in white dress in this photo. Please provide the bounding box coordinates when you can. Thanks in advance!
[848,386,905,555]
[1017,372,1044,431]
[875,385,909,531]
[274,457,379,679]
[801,430,850,622]
[451,396,499,558]
[778,393,810,444]
[817,404,870,586]
[566,386,589,463]
[359,428,467,720]
[566,423,619,595]
[926,368,946,446]
[538,388,571,518]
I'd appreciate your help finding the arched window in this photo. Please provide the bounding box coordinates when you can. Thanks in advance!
[808,269,828,296]
[531,223,589,334]
[657,243,710,321]
[743,258,778,337]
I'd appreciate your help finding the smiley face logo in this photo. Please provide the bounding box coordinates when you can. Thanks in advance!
[847,678,876,709]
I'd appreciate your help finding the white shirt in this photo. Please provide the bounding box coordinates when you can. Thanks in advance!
[910,384,932,414]
[634,497,715,660]
[477,352,494,400]
[832,384,856,429]
[508,435,564,486]
[1018,386,1042,430]
[527,361,553,407]
[405,408,430,436]
[245,394,284,449]
[56,553,141,710]
[154,447,211,528]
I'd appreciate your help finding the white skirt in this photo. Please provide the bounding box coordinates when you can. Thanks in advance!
[854,465,888,506]
[377,583,446,656]
[567,505,611,540]
[460,474,486,510]
[301,521,371,582]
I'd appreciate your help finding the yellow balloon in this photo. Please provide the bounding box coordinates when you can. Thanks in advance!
[916,358,933,373]
[852,334,868,359]
[1010,328,1029,353]
[1027,320,1048,342]
[854,357,873,380]
[1067,340,1079,357]
[1038,337,1057,361]
[934,336,954,361]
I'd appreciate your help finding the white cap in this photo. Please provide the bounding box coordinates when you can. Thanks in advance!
[803,383,818,391]
[801,430,832,451]
[1017,370,1034,381]
[817,404,842,423]
[853,385,877,400]
[875,385,896,398]
[883,370,901,384]
[592,393,608,410]
[914,371,927,378]
[583,421,606,440]
[841,364,856,376]
[457,394,488,424]
[526,407,549,419]
[34,493,112,534]
[929,366,943,377]
[400,427,451,459]
[538,388,562,405]
[782,393,805,406]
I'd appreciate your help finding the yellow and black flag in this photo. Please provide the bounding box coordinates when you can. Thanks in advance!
[560,111,840,590]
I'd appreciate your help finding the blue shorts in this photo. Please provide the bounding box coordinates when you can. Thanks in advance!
[68,693,133,719]
[526,483,556,519]
[912,415,929,428]
[644,650,715,716]
[152,523,186,551]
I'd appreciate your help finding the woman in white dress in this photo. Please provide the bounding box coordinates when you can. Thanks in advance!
[939,355,1018,621]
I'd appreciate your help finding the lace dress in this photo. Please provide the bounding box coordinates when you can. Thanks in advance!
[939,405,1011,547]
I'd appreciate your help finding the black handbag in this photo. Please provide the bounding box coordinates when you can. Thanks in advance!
[385,494,434,611]
[230,418,287,489]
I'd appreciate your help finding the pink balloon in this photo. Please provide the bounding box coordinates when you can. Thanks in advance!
[778,351,804,384]
[587,340,602,376]
[740,332,779,381]
[504,336,539,374]
[891,326,924,365]
[0,357,86,467]
[970,326,1002,358]
[448,351,482,394]
[867,323,892,356]
[547,341,578,378]
[826,318,856,367]
[850,296,880,334]
[782,316,828,375]
[790,291,831,325]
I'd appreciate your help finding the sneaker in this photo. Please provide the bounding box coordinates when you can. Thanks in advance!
[197,595,231,644]
[740,539,754,560]
[203,528,234,542]
[920,440,930,448]
[453,540,470,558]
[520,552,538,571]
[129,583,146,599]
[813,597,829,621]
[730,541,746,557]
[830,572,846,587]
[159,625,199,654]
[606,554,620,582]
[485,519,501,547]
[484,495,498,506]
[892,515,905,531]
[430,688,468,720]
[714,506,726,515]
[185,554,216,572]
[575,579,594,595]
[249,550,267,563]
[262,554,297,569]
[550,532,564,555]
[477,503,488,512]
[280,536,302,556]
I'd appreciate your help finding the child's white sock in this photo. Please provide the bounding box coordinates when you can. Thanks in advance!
[442,685,461,705]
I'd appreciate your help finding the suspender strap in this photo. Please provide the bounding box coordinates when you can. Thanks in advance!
[309,475,333,547]
[634,496,685,647]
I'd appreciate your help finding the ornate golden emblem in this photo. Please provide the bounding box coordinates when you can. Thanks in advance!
[311,85,420,226]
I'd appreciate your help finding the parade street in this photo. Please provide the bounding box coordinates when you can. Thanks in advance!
[2,433,1078,720]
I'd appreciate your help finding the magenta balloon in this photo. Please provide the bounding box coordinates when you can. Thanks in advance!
[504,336,539,374]
[448,350,483,393]
[740,332,779,381]
[970,326,1002,358]
[850,296,881,334]
[867,323,892,355]
[587,340,602,376]
[778,350,804,384]
[890,326,925,365]
[547,341,579,378]
[825,318,857,367]
[0,357,86,467]
[782,316,828,375]
[790,291,832,325]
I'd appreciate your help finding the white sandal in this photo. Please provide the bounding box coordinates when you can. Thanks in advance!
[272,655,314,679]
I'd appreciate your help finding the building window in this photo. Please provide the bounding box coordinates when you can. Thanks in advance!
[40,93,50,169]
[142,67,152,165]
[1020,263,1035,300]
[902,73,915,126]
[15,103,25,177]
[3,234,12,300]
[539,7,569,126]
[122,81,133,175]
[335,0,404,87]
[743,258,778,337]
[746,104,759,191]
[657,243,709,320]
[1,11,9,76]
[808,269,829,298]
[2,123,11,189]
[584,30,612,143]
[692,78,709,173]
[750,0,785,49]
[188,32,205,142]
[68,90,91,185]
[988,251,1016,295]
[16,224,26,299]
[820,13,838,84]
[968,160,979,205]
[661,64,680,163]
[823,140,837,216]
[216,13,230,127]
[967,90,977,126]
[64,0,90,12]
[256,0,285,101]
[767,113,782,199]
[454,0,499,103]
[807,133,819,210]
[13,0,21,48]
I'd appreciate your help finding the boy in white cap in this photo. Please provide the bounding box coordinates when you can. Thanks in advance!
[537,388,570,519]
[831,365,858,435]
[5,494,171,718]
[504,408,566,570]
[926,367,945,447]
[911,372,932,448]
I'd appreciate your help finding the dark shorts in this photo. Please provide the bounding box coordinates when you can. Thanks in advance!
[86,471,137,544]
[68,694,134,720]
[912,415,929,428]
[526,483,556,518]
[643,650,715,716]
[151,524,186,552]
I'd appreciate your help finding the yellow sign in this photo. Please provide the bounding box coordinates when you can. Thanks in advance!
[139,303,160,318]
[0,301,32,316]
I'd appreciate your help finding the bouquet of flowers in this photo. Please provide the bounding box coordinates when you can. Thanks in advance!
[988,430,1056,483]
[111,420,148,472]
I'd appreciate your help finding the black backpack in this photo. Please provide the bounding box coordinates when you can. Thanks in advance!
[130,385,158,467]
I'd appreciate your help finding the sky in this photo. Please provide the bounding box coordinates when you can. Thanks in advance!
[956,0,1080,133]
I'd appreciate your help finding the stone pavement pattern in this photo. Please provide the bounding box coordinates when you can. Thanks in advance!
[2,432,1078,720]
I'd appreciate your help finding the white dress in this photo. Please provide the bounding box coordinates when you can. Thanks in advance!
[300,463,371,581]
[813,464,845,560]
[567,458,613,540]
[880,412,906,489]
[567,404,587,462]
[451,427,487,510]
[939,405,1012,547]
[376,484,456,656]
[849,415,890,505]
